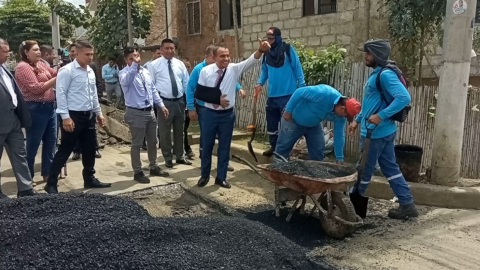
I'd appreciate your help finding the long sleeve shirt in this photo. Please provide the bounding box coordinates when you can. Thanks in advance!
[56,59,102,119]
[197,54,260,110]
[102,63,119,83]
[147,57,189,99]
[119,62,164,109]
[285,84,346,161]
[355,66,411,139]
[257,46,305,97]
[15,61,57,102]
[186,60,242,110]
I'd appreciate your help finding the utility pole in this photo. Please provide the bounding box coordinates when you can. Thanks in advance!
[231,0,239,59]
[431,0,477,186]
[127,0,133,46]
[51,10,61,65]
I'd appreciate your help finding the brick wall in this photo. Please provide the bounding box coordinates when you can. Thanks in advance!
[146,0,178,47]
[175,0,241,63]
[241,0,389,61]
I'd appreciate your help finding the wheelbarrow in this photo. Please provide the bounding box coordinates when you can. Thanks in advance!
[232,154,363,239]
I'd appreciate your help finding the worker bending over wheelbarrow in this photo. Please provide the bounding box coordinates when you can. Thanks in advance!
[273,84,361,163]
[348,38,418,220]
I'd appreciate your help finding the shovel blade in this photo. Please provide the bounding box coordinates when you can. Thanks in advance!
[247,142,258,162]
[349,190,369,219]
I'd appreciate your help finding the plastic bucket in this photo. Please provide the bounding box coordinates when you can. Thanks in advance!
[394,145,423,183]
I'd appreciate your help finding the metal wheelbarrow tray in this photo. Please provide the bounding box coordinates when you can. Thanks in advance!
[232,155,363,239]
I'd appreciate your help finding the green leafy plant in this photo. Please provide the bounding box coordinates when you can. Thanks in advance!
[0,0,74,52]
[385,0,446,83]
[88,0,153,57]
[291,40,347,85]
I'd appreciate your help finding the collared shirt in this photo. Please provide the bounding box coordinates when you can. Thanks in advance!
[102,63,119,83]
[119,62,164,109]
[15,61,57,102]
[56,59,102,119]
[147,57,189,99]
[198,53,260,110]
[186,60,243,110]
[1,65,17,107]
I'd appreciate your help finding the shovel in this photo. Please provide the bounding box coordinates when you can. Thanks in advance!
[349,128,374,219]
[247,88,261,162]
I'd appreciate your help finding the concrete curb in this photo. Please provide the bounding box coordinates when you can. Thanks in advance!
[220,143,480,210]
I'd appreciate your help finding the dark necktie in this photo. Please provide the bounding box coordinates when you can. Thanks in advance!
[168,60,179,97]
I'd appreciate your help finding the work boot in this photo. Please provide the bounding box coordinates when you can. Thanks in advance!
[134,171,150,184]
[72,152,81,160]
[150,166,169,177]
[262,147,274,157]
[44,184,59,194]
[388,203,419,219]
[17,189,38,197]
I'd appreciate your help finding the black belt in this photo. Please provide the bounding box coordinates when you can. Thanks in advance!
[160,96,182,102]
[105,82,118,85]
[127,106,152,111]
[203,107,234,114]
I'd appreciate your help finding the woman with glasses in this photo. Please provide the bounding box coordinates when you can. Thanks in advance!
[15,40,57,184]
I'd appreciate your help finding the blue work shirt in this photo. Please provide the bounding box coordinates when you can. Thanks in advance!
[285,84,346,161]
[119,62,164,109]
[56,60,102,119]
[102,63,119,83]
[355,66,411,139]
[186,60,242,110]
[257,46,306,97]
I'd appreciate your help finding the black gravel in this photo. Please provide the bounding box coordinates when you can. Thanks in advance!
[0,193,326,270]
[268,160,350,179]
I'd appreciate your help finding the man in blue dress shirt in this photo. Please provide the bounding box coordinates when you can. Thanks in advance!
[102,56,122,103]
[120,47,170,183]
[44,40,111,194]
[147,39,192,168]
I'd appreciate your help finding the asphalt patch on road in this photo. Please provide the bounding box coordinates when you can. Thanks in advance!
[268,161,351,179]
[0,193,329,270]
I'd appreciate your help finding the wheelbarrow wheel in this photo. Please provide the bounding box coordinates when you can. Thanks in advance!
[319,191,357,239]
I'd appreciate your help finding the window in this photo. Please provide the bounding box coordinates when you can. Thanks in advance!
[476,0,480,23]
[219,0,241,30]
[303,0,337,16]
[187,1,201,35]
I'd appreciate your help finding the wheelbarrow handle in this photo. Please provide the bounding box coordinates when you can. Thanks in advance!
[231,154,269,181]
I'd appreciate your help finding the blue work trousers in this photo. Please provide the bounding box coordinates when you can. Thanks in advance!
[353,132,414,205]
[198,107,235,181]
[274,118,325,162]
[266,95,291,149]
[25,101,57,178]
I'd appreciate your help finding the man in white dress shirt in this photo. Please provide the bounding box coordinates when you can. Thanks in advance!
[190,39,271,189]
[148,39,192,168]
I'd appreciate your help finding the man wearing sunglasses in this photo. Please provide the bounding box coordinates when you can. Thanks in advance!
[255,27,306,158]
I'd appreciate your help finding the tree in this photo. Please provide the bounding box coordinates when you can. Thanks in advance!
[385,0,446,83]
[50,0,153,57]
[0,0,74,53]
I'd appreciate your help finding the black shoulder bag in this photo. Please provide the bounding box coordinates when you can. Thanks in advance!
[375,67,411,123]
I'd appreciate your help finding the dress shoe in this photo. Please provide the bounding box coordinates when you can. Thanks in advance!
[176,159,192,165]
[17,189,38,197]
[150,166,169,177]
[215,178,231,189]
[95,150,102,158]
[44,184,59,194]
[262,147,274,157]
[84,178,112,189]
[227,164,234,172]
[72,152,81,160]
[165,160,174,168]
[186,149,195,159]
[134,171,150,184]
[0,192,10,200]
[197,176,210,187]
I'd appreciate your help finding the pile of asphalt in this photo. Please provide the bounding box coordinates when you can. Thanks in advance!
[0,193,326,270]
[268,160,350,179]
